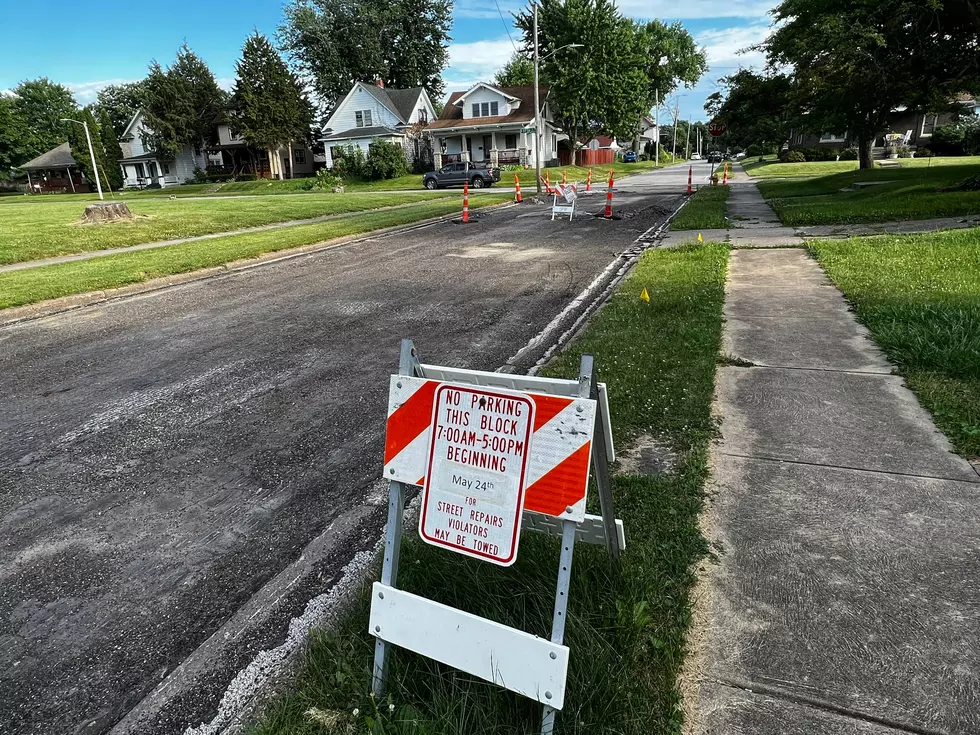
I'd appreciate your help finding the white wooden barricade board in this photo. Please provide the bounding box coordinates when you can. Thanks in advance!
[552,184,577,221]
[370,583,570,708]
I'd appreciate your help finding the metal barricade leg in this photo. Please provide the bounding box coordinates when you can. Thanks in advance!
[541,519,577,734]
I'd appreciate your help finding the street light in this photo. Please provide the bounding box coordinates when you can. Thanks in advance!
[533,2,583,194]
[60,118,103,200]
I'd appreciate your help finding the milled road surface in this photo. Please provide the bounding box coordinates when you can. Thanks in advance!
[0,168,685,735]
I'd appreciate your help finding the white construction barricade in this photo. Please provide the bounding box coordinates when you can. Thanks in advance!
[370,339,624,734]
[551,183,577,221]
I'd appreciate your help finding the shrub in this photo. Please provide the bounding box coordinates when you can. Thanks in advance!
[932,124,965,156]
[333,145,367,179]
[916,146,934,158]
[896,146,912,159]
[952,174,980,192]
[366,141,407,180]
[839,147,859,160]
[304,168,344,191]
[780,150,806,163]
[192,167,208,184]
[235,173,257,181]
[962,120,980,155]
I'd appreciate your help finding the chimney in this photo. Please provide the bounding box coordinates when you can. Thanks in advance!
[377,79,385,88]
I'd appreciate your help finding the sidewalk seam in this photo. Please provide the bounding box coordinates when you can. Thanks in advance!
[717,450,980,485]
[711,676,953,735]
[733,363,893,376]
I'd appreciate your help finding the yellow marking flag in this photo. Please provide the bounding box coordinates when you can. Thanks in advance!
[640,287,650,302]
[697,232,704,243]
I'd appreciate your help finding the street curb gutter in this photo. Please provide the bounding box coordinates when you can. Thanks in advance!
[0,201,517,329]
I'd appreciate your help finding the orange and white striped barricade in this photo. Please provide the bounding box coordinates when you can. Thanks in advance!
[514,175,523,203]
[585,168,593,192]
[552,183,577,221]
[462,180,470,222]
[371,340,623,733]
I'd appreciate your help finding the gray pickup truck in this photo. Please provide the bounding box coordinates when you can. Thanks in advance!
[422,162,501,189]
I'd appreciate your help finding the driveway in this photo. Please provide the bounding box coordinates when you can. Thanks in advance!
[0,173,685,734]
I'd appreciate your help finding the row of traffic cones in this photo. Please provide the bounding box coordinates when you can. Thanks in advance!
[464,167,613,220]
[686,162,730,196]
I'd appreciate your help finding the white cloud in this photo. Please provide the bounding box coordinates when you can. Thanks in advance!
[447,37,518,76]
[697,23,770,71]
[66,79,132,105]
[456,0,775,20]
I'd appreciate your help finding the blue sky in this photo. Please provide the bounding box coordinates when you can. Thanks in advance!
[0,0,775,122]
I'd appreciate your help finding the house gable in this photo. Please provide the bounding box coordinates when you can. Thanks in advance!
[323,82,405,137]
[457,83,521,120]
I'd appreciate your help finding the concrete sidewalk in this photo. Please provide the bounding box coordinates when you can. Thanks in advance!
[694,248,980,734]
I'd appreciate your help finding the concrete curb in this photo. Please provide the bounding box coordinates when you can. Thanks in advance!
[0,201,518,328]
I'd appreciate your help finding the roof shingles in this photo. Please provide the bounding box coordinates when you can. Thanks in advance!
[18,142,77,171]
[425,85,545,131]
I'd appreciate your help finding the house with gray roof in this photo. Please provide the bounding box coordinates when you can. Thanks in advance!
[17,142,91,193]
[118,110,207,188]
[319,81,437,169]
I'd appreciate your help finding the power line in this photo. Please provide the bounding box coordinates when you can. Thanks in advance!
[495,0,520,56]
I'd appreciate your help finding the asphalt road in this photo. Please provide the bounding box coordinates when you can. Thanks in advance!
[0,167,689,735]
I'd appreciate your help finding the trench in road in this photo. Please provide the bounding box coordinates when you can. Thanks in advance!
[0,180,685,735]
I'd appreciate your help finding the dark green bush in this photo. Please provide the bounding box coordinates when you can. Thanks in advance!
[304,169,344,191]
[839,147,859,160]
[366,141,407,180]
[235,173,257,181]
[916,146,934,157]
[781,150,806,163]
[333,145,367,179]
[932,125,965,156]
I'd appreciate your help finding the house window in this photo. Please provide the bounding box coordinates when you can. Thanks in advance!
[819,132,846,142]
[472,103,480,117]
[481,102,490,117]
[418,109,427,123]
[490,101,499,116]
[552,134,557,152]
[355,110,372,127]
[504,134,517,149]
[163,163,171,174]
[921,114,938,136]
[294,148,306,164]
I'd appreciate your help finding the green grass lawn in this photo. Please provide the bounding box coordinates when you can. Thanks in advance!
[671,186,730,230]
[742,155,980,179]
[0,191,459,265]
[246,243,730,735]
[810,228,980,458]
[0,195,512,310]
[756,162,980,226]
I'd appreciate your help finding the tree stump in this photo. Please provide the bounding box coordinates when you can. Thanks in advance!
[82,202,134,223]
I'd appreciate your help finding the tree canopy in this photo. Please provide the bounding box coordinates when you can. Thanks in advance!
[279,0,451,114]
[0,96,30,177]
[95,81,149,137]
[143,45,225,161]
[515,0,705,145]
[493,54,534,88]
[64,107,108,188]
[11,78,79,161]
[704,70,793,151]
[97,106,125,189]
[230,32,314,152]
[763,0,980,167]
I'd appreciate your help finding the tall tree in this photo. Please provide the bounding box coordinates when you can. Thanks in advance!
[143,45,225,161]
[279,0,451,113]
[97,106,125,189]
[12,78,78,160]
[493,53,534,88]
[0,96,30,176]
[64,107,108,188]
[95,81,149,137]
[230,32,313,178]
[763,0,980,168]
[704,70,794,152]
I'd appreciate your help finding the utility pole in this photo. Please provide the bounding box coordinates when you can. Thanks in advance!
[533,2,542,195]
[61,118,103,200]
[671,100,680,161]
[685,116,692,160]
[654,89,659,166]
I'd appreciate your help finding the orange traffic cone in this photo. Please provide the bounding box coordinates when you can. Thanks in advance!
[604,170,615,218]
[586,168,593,192]
[545,171,552,194]
[687,165,693,194]
[462,180,469,223]
[514,175,522,203]
[722,163,728,185]
[562,169,567,186]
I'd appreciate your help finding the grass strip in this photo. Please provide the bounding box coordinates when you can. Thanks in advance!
[246,243,730,735]
[0,196,511,310]
[0,192,457,265]
[810,228,980,458]
[757,163,980,226]
[742,155,980,179]
[671,186,730,231]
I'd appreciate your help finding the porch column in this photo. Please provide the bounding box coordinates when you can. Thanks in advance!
[461,135,470,163]
[490,131,499,167]
[433,151,443,169]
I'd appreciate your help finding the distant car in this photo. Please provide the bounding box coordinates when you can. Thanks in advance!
[622,150,638,163]
[735,152,747,159]
[690,153,702,160]
[422,162,500,189]
[707,151,723,163]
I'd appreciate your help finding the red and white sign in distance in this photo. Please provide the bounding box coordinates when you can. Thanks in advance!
[708,119,727,137]
[419,384,535,566]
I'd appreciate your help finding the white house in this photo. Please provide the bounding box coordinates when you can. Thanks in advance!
[319,81,437,168]
[424,83,562,169]
[118,111,207,188]
[209,113,316,179]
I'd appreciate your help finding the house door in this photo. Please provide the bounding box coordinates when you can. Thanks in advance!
[147,162,158,179]
[483,135,493,161]
[465,136,473,161]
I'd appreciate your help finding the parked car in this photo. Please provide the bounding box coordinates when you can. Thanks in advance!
[422,162,500,189]
[622,150,638,163]
[707,151,723,163]
[690,153,702,160]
